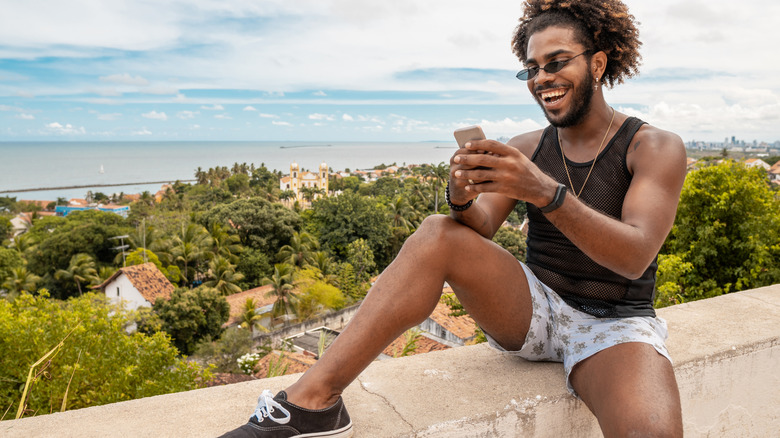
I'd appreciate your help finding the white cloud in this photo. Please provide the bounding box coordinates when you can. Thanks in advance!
[97,113,122,121]
[15,113,35,120]
[144,86,179,95]
[308,113,335,121]
[272,120,293,127]
[177,110,199,119]
[201,104,224,110]
[243,106,257,111]
[45,122,85,135]
[15,91,35,98]
[142,110,168,120]
[132,128,153,136]
[342,113,354,121]
[0,104,24,112]
[259,113,280,119]
[99,73,149,86]
[215,114,232,119]
[313,91,327,96]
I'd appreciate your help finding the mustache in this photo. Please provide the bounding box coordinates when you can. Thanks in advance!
[534,84,568,93]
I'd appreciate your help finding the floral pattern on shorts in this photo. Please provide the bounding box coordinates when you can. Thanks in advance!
[484,262,672,396]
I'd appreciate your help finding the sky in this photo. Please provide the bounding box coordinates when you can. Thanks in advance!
[1,0,779,143]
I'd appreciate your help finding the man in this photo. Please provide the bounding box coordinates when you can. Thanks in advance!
[220,0,687,436]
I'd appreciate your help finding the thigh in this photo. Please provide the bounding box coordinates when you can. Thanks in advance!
[425,216,534,351]
[569,342,683,438]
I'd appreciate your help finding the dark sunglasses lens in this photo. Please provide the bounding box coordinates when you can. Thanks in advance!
[545,61,566,74]
[516,68,537,81]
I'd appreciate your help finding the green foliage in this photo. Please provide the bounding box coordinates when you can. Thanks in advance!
[204,256,245,296]
[192,327,257,374]
[153,286,230,355]
[2,267,41,300]
[235,248,272,290]
[393,328,422,358]
[25,211,132,298]
[262,263,298,324]
[661,161,780,302]
[0,247,24,283]
[295,269,346,320]
[334,262,368,300]
[125,248,180,285]
[0,216,12,241]
[200,198,300,254]
[654,254,692,308]
[53,254,98,297]
[0,292,211,417]
[492,226,527,261]
[309,191,393,268]
[345,238,376,282]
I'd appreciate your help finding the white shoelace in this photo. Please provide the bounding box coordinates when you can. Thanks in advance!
[253,390,291,424]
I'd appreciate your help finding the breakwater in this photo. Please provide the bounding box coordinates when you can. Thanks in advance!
[0,180,196,195]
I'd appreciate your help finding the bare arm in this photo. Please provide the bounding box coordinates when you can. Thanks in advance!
[453,126,687,279]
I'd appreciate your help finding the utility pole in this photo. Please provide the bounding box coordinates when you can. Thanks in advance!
[109,235,130,267]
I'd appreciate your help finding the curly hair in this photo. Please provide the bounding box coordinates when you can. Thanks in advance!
[511,0,641,88]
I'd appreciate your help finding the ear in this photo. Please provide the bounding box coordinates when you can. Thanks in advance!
[590,50,608,82]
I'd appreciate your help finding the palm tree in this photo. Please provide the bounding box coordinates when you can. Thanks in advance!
[239,298,268,332]
[277,231,318,268]
[2,267,41,299]
[195,167,208,185]
[204,256,245,296]
[208,222,243,263]
[263,263,298,325]
[311,251,338,284]
[54,253,98,296]
[387,195,414,233]
[429,162,449,213]
[96,266,117,285]
[171,223,212,286]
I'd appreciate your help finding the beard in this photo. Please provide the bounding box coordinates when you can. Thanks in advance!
[536,67,594,128]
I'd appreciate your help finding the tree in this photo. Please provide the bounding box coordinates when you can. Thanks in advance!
[263,263,298,324]
[192,326,259,374]
[200,198,301,254]
[153,286,230,355]
[428,162,449,213]
[277,231,319,268]
[0,292,211,417]
[54,253,99,296]
[204,256,245,296]
[170,222,212,287]
[235,248,272,291]
[492,226,527,261]
[0,247,24,285]
[239,297,263,331]
[208,222,243,263]
[310,191,393,268]
[661,161,780,301]
[346,238,376,283]
[1,267,40,300]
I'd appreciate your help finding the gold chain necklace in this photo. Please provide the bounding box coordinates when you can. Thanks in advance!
[557,106,615,198]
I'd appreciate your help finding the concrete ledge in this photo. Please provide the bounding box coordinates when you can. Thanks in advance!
[3,285,779,437]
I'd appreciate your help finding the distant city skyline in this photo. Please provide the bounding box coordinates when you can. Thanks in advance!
[1,0,779,143]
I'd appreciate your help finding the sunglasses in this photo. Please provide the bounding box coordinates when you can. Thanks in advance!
[516,50,591,81]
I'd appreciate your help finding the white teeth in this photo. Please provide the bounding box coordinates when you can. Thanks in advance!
[540,89,566,100]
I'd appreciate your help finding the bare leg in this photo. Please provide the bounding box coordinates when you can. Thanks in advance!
[569,342,683,437]
[285,215,534,409]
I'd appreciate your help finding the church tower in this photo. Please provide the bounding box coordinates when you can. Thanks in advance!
[290,162,300,198]
[319,162,329,195]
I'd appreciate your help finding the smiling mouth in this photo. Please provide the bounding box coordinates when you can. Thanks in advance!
[539,88,568,104]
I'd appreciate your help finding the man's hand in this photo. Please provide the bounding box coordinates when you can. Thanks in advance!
[451,139,557,208]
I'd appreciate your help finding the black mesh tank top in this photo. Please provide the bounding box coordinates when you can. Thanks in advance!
[526,116,657,318]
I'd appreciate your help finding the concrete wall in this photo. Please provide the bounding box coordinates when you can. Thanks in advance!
[3,285,779,437]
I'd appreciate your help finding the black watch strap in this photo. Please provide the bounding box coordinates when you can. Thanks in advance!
[539,183,567,213]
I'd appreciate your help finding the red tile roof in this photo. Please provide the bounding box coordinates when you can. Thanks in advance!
[382,332,450,357]
[429,291,477,340]
[253,351,317,378]
[97,262,174,304]
[224,285,277,326]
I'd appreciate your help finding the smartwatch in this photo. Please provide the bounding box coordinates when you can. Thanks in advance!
[539,183,567,213]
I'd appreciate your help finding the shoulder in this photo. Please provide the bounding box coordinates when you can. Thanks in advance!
[627,122,686,175]
[507,128,546,159]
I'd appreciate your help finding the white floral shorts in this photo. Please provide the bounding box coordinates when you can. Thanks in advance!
[485,262,672,396]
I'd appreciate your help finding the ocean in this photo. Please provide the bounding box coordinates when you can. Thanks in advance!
[0,141,457,201]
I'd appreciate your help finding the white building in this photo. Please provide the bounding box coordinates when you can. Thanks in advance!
[279,162,329,201]
[97,262,174,311]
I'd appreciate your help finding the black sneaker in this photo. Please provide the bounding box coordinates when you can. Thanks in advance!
[218,390,353,438]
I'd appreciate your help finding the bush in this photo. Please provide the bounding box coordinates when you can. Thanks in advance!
[0,292,212,419]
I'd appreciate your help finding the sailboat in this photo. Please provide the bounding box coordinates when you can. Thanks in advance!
[99,164,105,174]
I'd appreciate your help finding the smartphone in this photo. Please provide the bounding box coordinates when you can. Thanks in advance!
[454,125,486,148]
